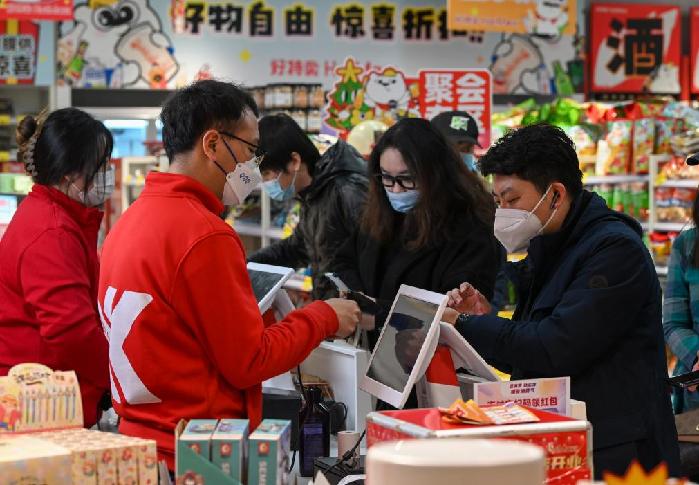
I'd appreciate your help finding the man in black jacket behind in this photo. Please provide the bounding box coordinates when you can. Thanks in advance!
[248,114,368,299]
[447,124,681,478]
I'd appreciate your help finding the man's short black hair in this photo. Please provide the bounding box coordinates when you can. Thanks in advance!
[479,123,583,197]
[258,113,320,176]
[160,80,259,161]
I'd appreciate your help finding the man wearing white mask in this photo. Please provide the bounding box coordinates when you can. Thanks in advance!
[446,124,680,479]
[98,81,360,471]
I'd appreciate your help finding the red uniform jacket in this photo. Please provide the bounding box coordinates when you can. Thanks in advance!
[98,173,338,469]
[0,185,109,427]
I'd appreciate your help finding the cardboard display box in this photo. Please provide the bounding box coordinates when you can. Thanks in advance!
[366,407,592,485]
[248,419,292,485]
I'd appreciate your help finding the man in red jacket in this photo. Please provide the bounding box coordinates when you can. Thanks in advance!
[98,80,360,470]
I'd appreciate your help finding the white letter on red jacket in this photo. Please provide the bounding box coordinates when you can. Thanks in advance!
[99,286,161,405]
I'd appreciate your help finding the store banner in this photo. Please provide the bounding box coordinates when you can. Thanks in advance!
[0,0,73,21]
[56,0,579,97]
[418,69,491,149]
[447,0,576,37]
[692,7,699,95]
[590,3,681,94]
[0,20,38,85]
[474,377,571,416]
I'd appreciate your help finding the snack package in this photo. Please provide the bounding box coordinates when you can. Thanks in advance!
[595,184,614,208]
[650,232,672,267]
[655,187,675,222]
[655,118,675,154]
[630,182,649,221]
[596,120,632,175]
[632,118,655,174]
[672,188,696,223]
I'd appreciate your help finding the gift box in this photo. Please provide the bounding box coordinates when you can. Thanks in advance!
[366,407,592,485]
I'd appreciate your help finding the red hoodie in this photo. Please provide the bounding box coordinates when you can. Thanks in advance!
[98,172,338,469]
[0,184,109,427]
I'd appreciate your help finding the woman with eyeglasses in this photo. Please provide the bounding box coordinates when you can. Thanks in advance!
[0,107,113,427]
[335,118,500,351]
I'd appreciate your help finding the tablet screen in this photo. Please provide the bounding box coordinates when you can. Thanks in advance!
[366,294,440,393]
[248,270,285,303]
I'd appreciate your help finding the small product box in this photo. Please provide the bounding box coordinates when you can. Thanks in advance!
[212,419,249,482]
[179,419,218,461]
[0,435,73,484]
[248,419,292,485]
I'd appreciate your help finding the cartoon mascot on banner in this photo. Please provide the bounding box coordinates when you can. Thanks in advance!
[324,57,420,137]
[58,0,180,89]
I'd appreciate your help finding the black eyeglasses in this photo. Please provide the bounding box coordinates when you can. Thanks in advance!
[219,131,265,164]
[377,173,417,190]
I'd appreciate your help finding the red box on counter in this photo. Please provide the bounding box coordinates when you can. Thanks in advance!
[366,407,592,485]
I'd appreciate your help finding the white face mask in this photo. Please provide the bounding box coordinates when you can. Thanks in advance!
[221,157,263,206]
[494,185,558,253]
[71,164,115,207]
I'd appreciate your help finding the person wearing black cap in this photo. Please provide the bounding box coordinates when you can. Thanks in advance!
[431,111,481,171]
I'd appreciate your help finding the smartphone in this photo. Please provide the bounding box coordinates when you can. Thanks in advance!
[667,370,699,389]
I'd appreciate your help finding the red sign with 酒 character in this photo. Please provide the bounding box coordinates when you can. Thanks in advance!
[0,0,73,21]
[590,3,681,94]
[418,69,492,149]
[691,7,699,95]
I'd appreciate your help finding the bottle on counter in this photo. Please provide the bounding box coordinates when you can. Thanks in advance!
[299,386,330,477]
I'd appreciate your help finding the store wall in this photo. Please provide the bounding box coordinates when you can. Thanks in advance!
[35,21,55,86]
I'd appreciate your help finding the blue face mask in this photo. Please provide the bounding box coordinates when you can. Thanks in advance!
[462,153,477,172]
[385,188,419,213]
[262,171,297,202]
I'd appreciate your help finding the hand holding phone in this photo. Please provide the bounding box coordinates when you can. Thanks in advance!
[667,370,699,389]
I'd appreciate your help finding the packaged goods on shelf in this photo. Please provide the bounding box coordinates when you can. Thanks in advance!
[596,120,633,175]
[649,232,677,267]
[655,187,696,223]
[0,436,73,484]
[632,118,655,174]
[0,363,83,433]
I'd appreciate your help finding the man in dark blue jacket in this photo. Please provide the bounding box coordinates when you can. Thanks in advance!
[447,124,680,478]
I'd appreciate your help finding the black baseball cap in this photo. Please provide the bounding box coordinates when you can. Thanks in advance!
[430,110,481,148]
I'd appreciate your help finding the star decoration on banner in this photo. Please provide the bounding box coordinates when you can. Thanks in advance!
[603,461,686,485]
[336,58,363,84]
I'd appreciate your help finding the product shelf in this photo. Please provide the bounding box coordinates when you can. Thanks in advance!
[656,179,699,189]
[654,222,689,232]
[583,175,649,185]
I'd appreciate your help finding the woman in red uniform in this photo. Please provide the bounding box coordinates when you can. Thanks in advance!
[0,108,113,427]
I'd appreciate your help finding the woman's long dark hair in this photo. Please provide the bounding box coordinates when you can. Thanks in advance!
[362,118,495,249]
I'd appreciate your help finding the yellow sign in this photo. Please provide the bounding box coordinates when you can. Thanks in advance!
[447,0,576,36]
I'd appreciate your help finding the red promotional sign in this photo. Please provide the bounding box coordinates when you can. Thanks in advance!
[418,69,492,149]
[0,20,39,85]
[0,0,73,21]
[590,3,681,94]
[691,7,699,94]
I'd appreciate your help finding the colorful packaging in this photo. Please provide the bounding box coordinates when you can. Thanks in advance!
[632,119,655,174]
[565,125,597,158]
[596,120,632,175]
[180,419,217,461]
[0,363,83,433]
[630,182,649,221]
[0,436,73,484]
[212,419,249,482]
[367,407,592,485]
[655,118,675,154]
[248,419,292,485]
[595,184,614,209]
[655,187,675,222]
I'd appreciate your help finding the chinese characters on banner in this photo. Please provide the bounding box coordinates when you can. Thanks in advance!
[590,4,681,94]
[447,0,576,36]
[691,7,699,95]
[0,21,38,85]
[419,69,492,149]
[474,377,571,416]
[174,1,485,42]
[0,0,73,20]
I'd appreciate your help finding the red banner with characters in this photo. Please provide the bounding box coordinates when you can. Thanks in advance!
[0,20,38,85]
[590,3,681,94]
[418,69,492,149]
[691,7,699,95]
[0,0,72,21]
